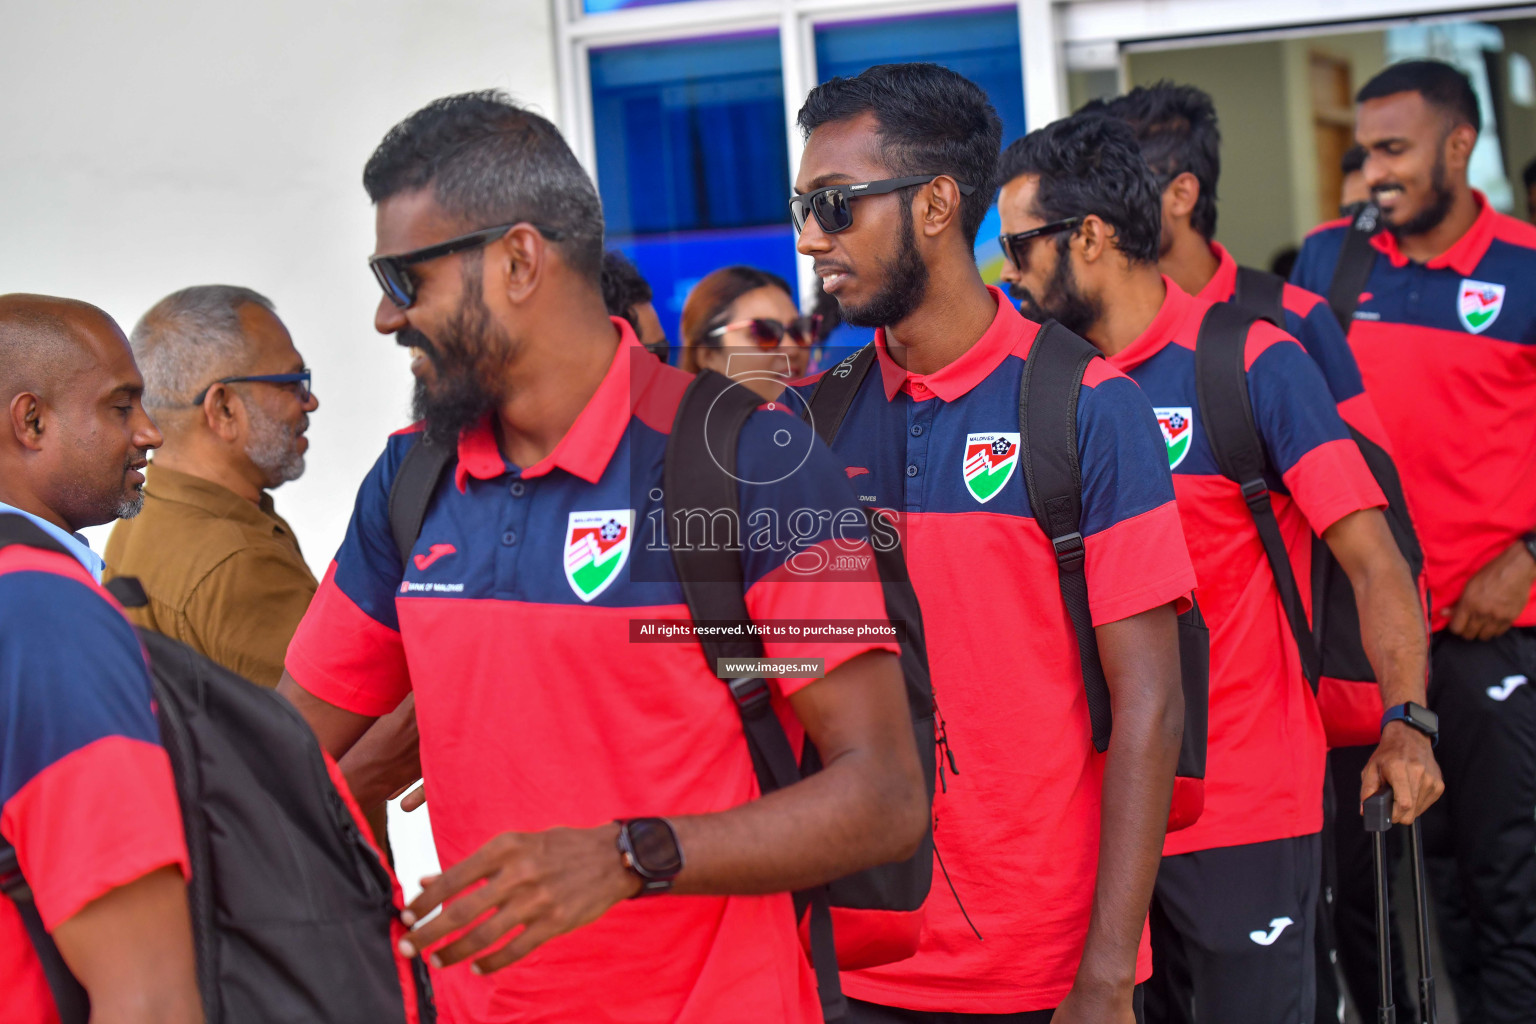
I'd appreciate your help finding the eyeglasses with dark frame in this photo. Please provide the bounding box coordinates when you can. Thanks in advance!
[369,221,567,308]
[998,217,1084,270]
[706,315,824,350]
[789,175,978,236]
[191,369,312,407]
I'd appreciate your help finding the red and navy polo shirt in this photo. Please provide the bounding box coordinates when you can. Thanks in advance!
[1107,281,1386,858]
[285,323,896,1024]
[790,288,1197,1014]
[1294,193,1536,629]
[1,529,189,1024]
[1197,242,1390,450]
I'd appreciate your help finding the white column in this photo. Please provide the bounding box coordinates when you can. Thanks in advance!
[780,2,819,307]
[1019,0,1066,129]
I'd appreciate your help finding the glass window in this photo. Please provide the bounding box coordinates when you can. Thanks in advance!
[815,8,1025,296]
[590,34,798,350]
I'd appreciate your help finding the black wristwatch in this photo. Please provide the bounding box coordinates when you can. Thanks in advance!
[1381,701,1439,747]
[616,818,684,897]
[1521,530,1536,567]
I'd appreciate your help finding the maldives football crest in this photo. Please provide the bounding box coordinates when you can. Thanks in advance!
[962,432,1020,503]
[1458,279,1505,334]
[564,510,632,602]
[1154,407,1193,470]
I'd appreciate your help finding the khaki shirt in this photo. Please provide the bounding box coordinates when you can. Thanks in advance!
[105,464,317,688]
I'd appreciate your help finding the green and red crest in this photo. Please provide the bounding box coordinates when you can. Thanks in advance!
[1154,407,1193,470]
[962,432,1020,504]
[1458,278,1505,334]
[564,509,632,602]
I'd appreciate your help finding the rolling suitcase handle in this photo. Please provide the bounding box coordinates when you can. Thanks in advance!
[1362,789,1436,1024]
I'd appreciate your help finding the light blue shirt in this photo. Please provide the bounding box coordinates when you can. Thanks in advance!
[0,500,105,580]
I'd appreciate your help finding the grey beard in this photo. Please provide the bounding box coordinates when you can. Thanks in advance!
[245,403,306,487]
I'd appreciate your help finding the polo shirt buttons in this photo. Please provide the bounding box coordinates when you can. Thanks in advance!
[906,464,920,477]
[502,530,518,546]
[510,482,526,497]
[910,425,923,437]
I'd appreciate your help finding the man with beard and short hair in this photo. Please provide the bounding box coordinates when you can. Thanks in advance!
[1293,60,1536,1023]
[999,114,1441,1024]
[788,63,1197,1023]
[277,90,928,1023]
[105,285,320,689]
[0,294,204,1024]
[1095,84,1390,450]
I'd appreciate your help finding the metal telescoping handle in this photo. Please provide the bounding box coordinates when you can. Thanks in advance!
[1363,790,1396,1024]
[1409,818,1437,1024]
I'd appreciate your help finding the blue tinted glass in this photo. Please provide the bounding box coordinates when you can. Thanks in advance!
[815,9,1024,286]
[591,34,798,351]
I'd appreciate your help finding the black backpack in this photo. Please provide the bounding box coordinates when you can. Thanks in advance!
[803,326,1211,833]
[0,514,434,1024]
[1199,285,1425,746]
[385,373,937,1023]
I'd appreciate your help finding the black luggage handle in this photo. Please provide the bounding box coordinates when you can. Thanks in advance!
[1362,789,1436,1024]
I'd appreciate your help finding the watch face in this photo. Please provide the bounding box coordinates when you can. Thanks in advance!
[1409,703,1439,733]
[628,819,683,876]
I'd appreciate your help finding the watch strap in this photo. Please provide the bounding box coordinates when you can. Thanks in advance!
[1381,702,1438,747]
[1521,530,1536,566]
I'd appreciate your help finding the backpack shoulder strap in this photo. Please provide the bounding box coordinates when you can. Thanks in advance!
[387,432,456,570]
[1193,304,1321,690]
[803,344,875,445]
[1326,202,1382,331]
[1232,266,1287,328]
[0,513,73,559]
[664,369,845,1019]
[1019,321,1113,753]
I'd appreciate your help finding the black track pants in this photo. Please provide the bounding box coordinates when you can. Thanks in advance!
[1421,625,1536,1023]
[1146,833,1321,1024]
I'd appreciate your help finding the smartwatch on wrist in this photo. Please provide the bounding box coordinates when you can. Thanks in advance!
[1521,530,1536,567]
[1381,701,1439,747]
[616,818,684,897]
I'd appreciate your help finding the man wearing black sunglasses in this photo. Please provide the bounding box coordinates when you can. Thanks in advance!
[998,113,1439,1024]
[790,63,1195,1024]
[276,90,927,1024]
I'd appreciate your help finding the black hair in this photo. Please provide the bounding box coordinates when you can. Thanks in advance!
[1357,60,1481,134]
[363,90,605,281]
[996,114,1162,265]
[1522,155,1536,190]
[796,63,1002,246]
[1342,144,1368,176]
[599,251,652,328]
[1095,82,1221,241]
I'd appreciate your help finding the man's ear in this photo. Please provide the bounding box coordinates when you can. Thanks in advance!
[1164,172,1201,222]
[1077,214,1116,264]
[201,384,243,443]
[493,225,547,305]
[9,392,45,451]
[918,176,966,240]
[1446,123,1477,174]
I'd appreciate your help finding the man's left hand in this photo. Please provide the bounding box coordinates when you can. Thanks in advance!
[1050,980,1137,1024]
[1361,722,1444,824]
[396,825,639,974]
[1447,540,1536,641]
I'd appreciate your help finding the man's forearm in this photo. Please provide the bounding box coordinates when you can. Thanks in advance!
[1077,607,1183,990]
[1350,552,1428,708]
[669,737,926,896]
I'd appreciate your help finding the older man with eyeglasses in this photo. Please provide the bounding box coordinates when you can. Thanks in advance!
[104,284,320,688]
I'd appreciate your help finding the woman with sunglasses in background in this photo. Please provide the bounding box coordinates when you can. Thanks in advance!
[680,266,820,400]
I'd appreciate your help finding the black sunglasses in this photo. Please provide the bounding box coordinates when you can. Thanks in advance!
[998,217,1083,270]
[790,176,977,235]
[706,315,824,350]
[369,222,566,308]
[191,369,312,407]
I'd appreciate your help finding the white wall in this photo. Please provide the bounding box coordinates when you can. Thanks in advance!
[1,0,559,894]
